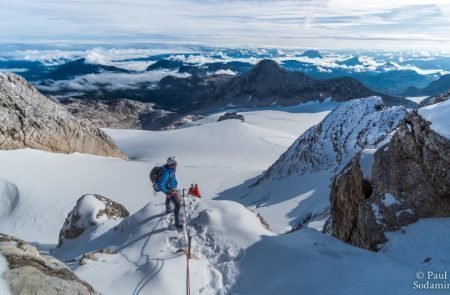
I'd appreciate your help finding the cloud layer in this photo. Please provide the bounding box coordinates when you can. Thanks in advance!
[1,0,450,50]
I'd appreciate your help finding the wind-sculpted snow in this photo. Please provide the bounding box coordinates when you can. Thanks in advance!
[53,197,272,294]
[264,97,408,179]
[0,179,19,219]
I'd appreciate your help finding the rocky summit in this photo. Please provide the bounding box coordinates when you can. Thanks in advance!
[0,73,126,159]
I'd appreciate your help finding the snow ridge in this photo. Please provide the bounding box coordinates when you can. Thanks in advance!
[263,97,407,179]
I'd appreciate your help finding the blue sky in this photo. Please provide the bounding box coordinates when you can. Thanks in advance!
[1,0,450,50]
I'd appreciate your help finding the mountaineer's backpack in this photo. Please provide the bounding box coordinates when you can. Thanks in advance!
[150,166,163,191]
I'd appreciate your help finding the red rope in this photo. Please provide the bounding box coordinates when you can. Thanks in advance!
[181,190,191,295]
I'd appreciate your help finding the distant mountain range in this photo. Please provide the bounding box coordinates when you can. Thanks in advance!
[279,59,436,95]
[3,48,450,109]
[0,59,50,81]
[146,59,253,76]
[142,55,437,96]
[404,74,450,96]
[45,58,129,80]
[147,59,408,112]
[299,50,323,58]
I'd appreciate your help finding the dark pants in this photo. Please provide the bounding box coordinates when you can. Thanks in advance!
[166,193,181,226]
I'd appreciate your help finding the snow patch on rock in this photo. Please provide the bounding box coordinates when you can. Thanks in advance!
[55,194,129,252]
[381,193,401,207]
[371,203,383,225]
[359,149,377,180]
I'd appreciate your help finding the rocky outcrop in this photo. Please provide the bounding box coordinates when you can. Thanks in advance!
[61,98,180,130]
[161,114,205,130]
[0,233,99,295]
[217,112,245,122]
[262,97,408,180]
[0,73,126,159]
[57,194,129,248]
[331,110,450,251]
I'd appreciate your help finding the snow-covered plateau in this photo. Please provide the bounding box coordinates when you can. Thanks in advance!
[0,98,449,295]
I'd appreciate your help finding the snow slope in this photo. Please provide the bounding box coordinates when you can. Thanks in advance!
[1,99,448,295]
[53,191,450,295]
[418,99,450,139]
[52,198,272,294]
[0,105,328,244]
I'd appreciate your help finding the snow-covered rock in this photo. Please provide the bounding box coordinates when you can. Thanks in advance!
[331,109,450,250]
[0,233,98,295]
[0,73,126,159]
[263,97,407,178]
[56,194,129,250]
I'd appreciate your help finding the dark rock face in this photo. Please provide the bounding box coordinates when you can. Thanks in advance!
[331,111,450,251]
[151,74,233,111]
[404,74,450,96]
[57,194,129,248]
[217,112,245,122]
[0,73,127,159]
[0,233,99,295]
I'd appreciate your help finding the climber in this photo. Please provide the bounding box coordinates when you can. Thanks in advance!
[155,156,182,229]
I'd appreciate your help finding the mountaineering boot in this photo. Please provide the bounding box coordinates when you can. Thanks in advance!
[176,223,183,229]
